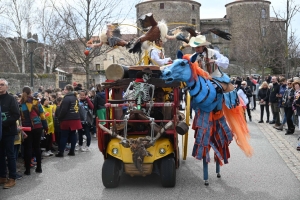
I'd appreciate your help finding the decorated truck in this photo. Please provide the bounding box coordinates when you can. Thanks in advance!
[96,64,190,188]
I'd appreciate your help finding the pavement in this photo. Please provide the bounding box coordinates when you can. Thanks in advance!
[1,106,300,200]
[249,106,300,182]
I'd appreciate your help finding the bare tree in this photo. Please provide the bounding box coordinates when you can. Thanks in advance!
[1,0,35,73]
[0,36,19,72]
[272,0,300,77]
[288,32,300,76]
[50,0,139,88]
[34,0,57,73]
[0,0,4,15]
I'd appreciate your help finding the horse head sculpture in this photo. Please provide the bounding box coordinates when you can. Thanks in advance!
[161,51,197,84]
[161,51,222,113]
[161,59,191,83]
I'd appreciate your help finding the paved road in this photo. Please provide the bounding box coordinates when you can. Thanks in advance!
[1,109,300,200]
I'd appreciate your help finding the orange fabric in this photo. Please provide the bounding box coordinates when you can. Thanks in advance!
[182,54,211,81]
[222,103,253,157]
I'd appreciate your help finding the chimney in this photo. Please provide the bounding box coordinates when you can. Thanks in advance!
[27,32,32,39]
[32,34,38,42]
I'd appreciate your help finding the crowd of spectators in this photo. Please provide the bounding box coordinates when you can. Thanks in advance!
[231,74,300,152]
[0,79,105,189]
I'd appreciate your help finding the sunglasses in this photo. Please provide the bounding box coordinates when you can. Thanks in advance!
[288,83,292,85]
[241,84,246,85]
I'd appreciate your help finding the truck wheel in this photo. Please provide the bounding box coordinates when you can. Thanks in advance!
[102,157,121,188]
[160,157,176,187]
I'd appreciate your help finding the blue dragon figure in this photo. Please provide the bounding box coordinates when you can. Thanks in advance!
[161,50,252,185]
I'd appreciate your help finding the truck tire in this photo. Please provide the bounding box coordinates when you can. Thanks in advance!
[160,157,176,187]
[102,157,121,188]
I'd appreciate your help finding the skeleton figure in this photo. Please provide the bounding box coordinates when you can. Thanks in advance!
[123,71,155,116]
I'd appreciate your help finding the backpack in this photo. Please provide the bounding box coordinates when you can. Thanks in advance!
[79,104,93,126]
[95,93,105,110]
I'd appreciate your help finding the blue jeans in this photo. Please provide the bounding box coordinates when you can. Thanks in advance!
[0,135,16,179]
[14,144,20,162]
[78,124,91,147]
[59,129,77,154]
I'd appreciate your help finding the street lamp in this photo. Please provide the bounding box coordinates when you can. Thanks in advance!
[26,38,37,90]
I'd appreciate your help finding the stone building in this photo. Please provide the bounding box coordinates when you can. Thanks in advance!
[136,0,286,75]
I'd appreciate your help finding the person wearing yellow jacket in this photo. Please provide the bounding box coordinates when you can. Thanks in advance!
[41,97,54,157]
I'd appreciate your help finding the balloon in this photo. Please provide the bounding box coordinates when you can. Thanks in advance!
[84,49,90,56]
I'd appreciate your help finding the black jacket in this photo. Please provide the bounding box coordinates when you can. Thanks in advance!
[0,92,20,136]
[93,91,106,112]
[269,82,280,103]
[258,88,270,103]
[58,92,80,121]
[282,88,294,108]
[246,80,256,93]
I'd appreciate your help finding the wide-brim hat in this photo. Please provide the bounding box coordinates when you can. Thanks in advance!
[292,80,300,88]
[188,35,211,47]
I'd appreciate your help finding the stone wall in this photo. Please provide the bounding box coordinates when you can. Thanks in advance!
[0,72,56,94]
[200,19,231,56]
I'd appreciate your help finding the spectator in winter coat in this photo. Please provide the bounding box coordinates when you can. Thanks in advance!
[0,79,20,189]
[54,97,63,147]
[275,78,287,131]
[282,79,294,134]
[41,97,55,157]
[291,81,300,134]
[242,81,252,122]
[258,81,270,123]
[20,86,48,176]
[269,76,281,127]
[77,90,94,152]
[249,76,257,110]
[55,84,82,157]
[94,84,106,125]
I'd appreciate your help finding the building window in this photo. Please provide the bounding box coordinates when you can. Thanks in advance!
[58,72,66,81]
[262,27,266,37]
[223,47,229,57]
[262,8,266,19]
[212,33,218,39]
[192,19,196,25]
[192,5,195,10]
[160,3,164,9]
[96,64,100,71]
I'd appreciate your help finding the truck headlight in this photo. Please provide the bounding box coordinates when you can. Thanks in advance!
[159,148,166,154]
[112,148,118,155]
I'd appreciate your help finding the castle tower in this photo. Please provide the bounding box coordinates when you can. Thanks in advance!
[225,0,271,61]
[136,0,201,58]
[136,0,201,30]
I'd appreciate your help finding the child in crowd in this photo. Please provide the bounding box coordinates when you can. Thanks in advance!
[41,97,54,156]
[77,90,94,152]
